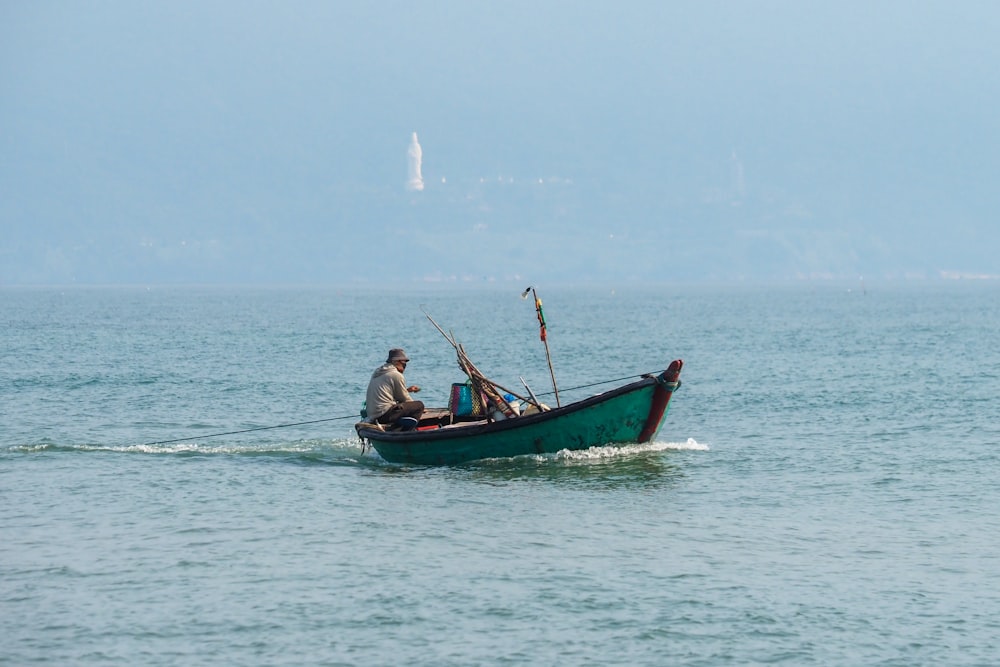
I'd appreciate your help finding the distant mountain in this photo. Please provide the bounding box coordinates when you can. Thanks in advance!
[4,167,993,285]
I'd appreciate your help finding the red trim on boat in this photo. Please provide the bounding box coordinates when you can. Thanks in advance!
[637,359,683,442]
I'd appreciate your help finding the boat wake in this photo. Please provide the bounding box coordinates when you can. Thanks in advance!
[552,437,708,462]
[7,437,706,467]
[6,438,368,462]
[656,437,710,451]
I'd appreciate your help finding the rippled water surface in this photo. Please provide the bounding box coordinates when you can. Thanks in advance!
[2,284,999,665]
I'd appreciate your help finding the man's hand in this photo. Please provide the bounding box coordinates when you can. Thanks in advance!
[407,385,421,393]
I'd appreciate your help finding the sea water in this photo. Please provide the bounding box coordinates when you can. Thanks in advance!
[2,283,999,665]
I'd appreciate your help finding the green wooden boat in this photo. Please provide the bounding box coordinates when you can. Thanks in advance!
[355,359,683,465]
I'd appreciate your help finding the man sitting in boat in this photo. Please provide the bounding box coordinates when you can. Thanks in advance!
[365,348,424,430]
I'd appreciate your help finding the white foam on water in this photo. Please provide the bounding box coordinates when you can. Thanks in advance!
[657,437,710,451]
[553,437,709,462]
[11,438,364,457]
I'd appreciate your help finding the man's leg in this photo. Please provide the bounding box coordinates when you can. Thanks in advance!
[376,401,425,426]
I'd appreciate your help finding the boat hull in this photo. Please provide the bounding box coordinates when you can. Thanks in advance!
[356,360,682,465]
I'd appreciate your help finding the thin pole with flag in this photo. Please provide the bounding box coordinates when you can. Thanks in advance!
[522,286,561,407]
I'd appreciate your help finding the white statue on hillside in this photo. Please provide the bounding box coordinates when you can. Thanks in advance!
[406,132,424,192]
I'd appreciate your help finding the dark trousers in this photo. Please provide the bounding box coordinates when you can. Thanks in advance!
[375,400,425,425]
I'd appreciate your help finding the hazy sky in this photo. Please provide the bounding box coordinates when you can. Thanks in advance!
[3,2,999,284]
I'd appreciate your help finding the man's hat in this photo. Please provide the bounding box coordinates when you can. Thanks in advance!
[387,348,409,363]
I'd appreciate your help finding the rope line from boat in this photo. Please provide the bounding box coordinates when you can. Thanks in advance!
[538,372,653,396]
[139,414,359,447]
[138,372,661,447]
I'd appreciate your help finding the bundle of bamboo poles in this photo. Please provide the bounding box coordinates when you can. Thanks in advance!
[424,311,541,420]
[455,342,518,419]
